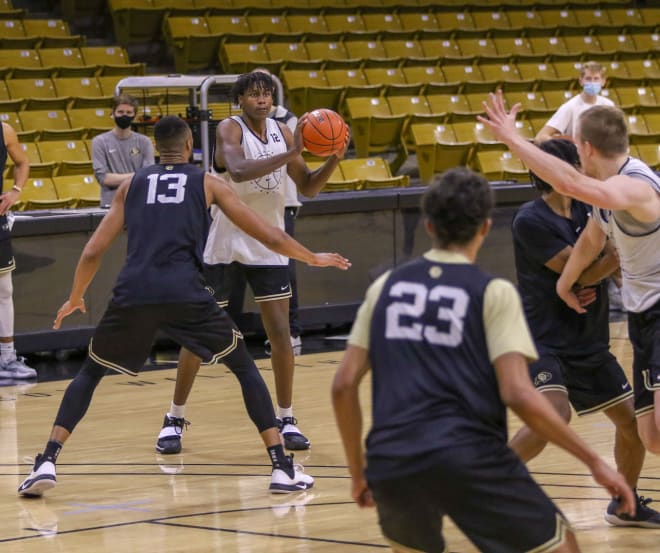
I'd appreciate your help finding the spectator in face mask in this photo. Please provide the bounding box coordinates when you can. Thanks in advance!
[91,94,155,208]
[534,61,613,144]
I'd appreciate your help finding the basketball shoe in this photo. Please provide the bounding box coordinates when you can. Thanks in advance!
[0,355,37,379]
[277,417,310,450]
[156,414,189,454]
[18,454,56,497]
[265,335,302,356]
[269,455,314,494]
[605,493,660,528]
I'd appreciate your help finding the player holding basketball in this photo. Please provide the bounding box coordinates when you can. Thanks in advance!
[18,116,350,497]
[332,167,634,553]
[508,138,660,527]
[154,71,349,454]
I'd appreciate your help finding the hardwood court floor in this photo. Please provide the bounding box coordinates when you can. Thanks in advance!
[1,322,660,552]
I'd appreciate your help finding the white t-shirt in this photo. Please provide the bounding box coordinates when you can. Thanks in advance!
[545,93,615,138]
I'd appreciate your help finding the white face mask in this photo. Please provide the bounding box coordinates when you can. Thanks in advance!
[583,82,602,96]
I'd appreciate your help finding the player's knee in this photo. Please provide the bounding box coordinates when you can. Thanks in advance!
[0,272,13,302]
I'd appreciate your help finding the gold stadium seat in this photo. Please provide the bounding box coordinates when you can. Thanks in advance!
[19,177,72,211]
[361,12,403,33]
[323,13,366,33]
[19,109,71,132]
[399,12,439,32]
[53,173,100,207]
[560,33,604,55]
[419,37,461,59]
[613,85,657,109]
[282,68,342,114]
[411,122,473,184]
[606,7,645,27]
[475,147,528,182]
[539,9,579,27]
[341,157,409,190]
[623,58,660,81]
[528,35,569,57]
[0,81,10,102]
[305,159,354,191]
[630,31,660,53]
[220,42,270,74]
[401,64,444,88]
[206,15,251,37]
[382,39,425,60]
[38,47,84,68]
[23,18,71,38]
[265,41,309,67]
[108,0,166,45]
[0,48,41,69]
[479,62,523,84]
[426,93,473,116]
[600,61,631,81]
[96,75,122,96]
[37,139,89,164]
[435,10,475,31]
[550,60,583,81]
[343,38,389,62]
[471,10,511,30]
[455,37,499,58]
[0,100,23,130]
[506,9,545,29]
[6,77,57,100]
[386,95,440,151]
[573,8,612,27]
[642,112,660,135]
[440,64,484,85]
[504,90,550,112]
[80,46,130,66]
[542,89,575,110]
[596,33,639,54]
[516,61,559,82]
[305,40,350,63]
[0,18,25,38]
[286,14,329,35]
[324,68,381,101]
[246,15,291,36]
[53,76,103,98]
[631,143,659,171]
[625,113,649,137]
[16,140,41,164]
[451,118,497,146]
[345,96,408,173]
[492,36,534,58]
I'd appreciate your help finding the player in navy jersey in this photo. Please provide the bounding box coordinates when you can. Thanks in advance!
[482,94,660,522]
[332,167,634,553]
[508,139,660,528]
[18,116,350,497]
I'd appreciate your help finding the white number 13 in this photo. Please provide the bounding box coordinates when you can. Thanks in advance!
[146,173,187,204]
[385,281,469,346]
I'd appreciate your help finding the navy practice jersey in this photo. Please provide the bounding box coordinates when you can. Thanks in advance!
[112,163,212,306]
[366,258,504,468]
[513,198,609,356]
[0,124,9,241]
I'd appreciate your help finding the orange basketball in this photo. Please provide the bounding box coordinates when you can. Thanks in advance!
[302,109,349,157]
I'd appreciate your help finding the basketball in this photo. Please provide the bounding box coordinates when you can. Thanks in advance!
[301,109,349,157]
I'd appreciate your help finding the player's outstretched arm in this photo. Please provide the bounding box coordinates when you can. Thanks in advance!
[53,180,128,329]
[206,173,350,270]
[332,344,374,508]
[495,352,635,516]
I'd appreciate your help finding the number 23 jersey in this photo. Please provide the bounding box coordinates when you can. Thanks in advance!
[348,249,537,476]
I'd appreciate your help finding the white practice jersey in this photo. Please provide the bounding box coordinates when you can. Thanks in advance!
[591,157,660,313]
[204,116,289,266]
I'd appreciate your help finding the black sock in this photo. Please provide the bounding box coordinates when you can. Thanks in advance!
[43,440,62,464]
[267,444,293,478]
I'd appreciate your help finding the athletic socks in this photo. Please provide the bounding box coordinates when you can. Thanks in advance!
[267,443,294,478]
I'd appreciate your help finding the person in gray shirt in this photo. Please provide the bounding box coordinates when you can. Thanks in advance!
[92,94,155,208]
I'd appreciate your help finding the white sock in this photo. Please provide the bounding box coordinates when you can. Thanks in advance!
[0,342,16,363]
[168,402,186,419]
[277,406,293,420]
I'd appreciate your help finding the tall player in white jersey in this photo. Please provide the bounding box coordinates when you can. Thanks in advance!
[154,71,349,453]
[481,96,660,465]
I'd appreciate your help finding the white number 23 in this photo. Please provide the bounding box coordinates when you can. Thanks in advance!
[385,281,469,347]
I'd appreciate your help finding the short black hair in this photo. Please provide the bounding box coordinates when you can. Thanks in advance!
[231,71,275,104]
[422,167,494,247]
[529,139,580,193]
[154,115,190,152]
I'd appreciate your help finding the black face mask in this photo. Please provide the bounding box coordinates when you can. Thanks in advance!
[115,114,134,130]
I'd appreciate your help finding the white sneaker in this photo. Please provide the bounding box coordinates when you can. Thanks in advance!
[18,454,56,497]
[0,356,37,379]
[265,335,302,357]
[269,456,314,494]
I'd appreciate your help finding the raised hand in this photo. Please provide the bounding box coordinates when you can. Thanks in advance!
[477,90,522,144]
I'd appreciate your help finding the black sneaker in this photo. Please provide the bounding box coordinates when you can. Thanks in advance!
[605,493,660,528]
[155,415,189,454]
[18,454,56,497]
[277,417,310,450]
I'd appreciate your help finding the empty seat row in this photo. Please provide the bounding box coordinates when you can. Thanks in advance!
[5,171,100,210]
[282,59,660,113]
[0,46,132,69]
[217,32,660,74]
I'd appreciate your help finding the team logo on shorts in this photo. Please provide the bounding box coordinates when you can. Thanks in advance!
[534,371,553,386]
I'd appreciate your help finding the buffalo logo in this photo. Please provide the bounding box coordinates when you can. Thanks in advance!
[534,371,553,386]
